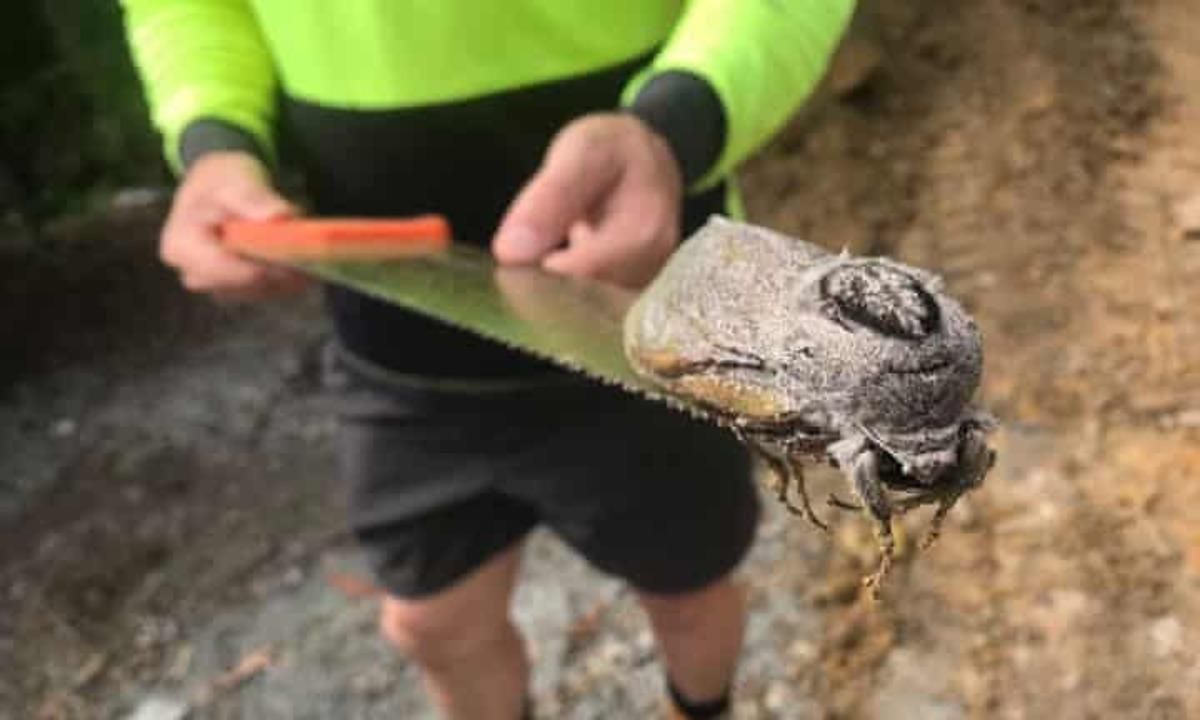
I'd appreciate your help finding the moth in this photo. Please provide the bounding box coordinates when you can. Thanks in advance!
[625,217,995,592]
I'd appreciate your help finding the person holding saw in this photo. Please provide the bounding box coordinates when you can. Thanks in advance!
[120,2,854,718]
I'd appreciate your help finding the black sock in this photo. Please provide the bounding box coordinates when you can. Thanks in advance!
[667,678,731,719]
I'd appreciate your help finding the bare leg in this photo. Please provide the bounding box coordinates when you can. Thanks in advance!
[637,576,746,711]
[379,544,527,720]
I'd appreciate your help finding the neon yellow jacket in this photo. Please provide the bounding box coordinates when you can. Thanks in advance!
[121,0,854,185]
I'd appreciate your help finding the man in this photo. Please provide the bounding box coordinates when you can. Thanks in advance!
[120,2,853,718]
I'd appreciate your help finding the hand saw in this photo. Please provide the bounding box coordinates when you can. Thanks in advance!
[222,215,708,418]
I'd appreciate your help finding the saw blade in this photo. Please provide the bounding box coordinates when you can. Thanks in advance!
[296,245,721,424]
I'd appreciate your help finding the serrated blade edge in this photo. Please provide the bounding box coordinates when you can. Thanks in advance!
[296,246,724,425]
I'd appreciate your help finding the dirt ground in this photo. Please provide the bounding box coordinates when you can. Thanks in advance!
[3,0,1198,717]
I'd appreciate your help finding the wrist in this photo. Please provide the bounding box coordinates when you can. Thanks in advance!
[186,150,268,180]
[626,114,685,200]
[179,119,269,174]
[626,71,727,187]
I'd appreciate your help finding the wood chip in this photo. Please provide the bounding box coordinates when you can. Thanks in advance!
[325,570,383,600]
[71,652,108,689]
[191,646,275,707]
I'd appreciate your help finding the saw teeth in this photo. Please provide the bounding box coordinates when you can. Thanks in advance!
[297,256,732,432]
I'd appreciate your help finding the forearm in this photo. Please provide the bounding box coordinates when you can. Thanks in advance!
[120,0,277,172]
[627,71,726,188]
[625,0,856,187]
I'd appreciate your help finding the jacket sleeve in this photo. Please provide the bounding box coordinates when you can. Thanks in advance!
[120,0,277,172]
[624,0,855,188]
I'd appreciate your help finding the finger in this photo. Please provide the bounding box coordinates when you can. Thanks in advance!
[216,177,295,221]
[164,222,270,289]
[180,264,266,294]
[543,187,677,287]
[185,264,310,299]
[264,266,313,290]
[493,132,619,264]
[209,275,306,302]
[542,221,605,277]
[257,267,314,297]
[210,286,277,303]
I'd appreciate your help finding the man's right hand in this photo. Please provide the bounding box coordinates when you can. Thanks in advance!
[161,152,310,300]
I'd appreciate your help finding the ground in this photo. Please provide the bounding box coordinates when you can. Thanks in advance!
[3,0,1199,717]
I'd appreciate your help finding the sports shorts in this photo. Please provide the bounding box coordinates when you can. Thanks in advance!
[327,344,760,598]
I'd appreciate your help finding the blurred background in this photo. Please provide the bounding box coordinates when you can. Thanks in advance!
[2,0,1197,718]
[0,0,162,227]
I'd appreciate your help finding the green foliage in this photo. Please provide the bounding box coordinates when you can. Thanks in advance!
[0,0,164,222]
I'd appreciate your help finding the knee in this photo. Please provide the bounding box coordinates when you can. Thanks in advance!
[638,577,744,636]
[379,596,509,668]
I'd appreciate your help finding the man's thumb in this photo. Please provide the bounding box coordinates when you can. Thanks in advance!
[226,183,294,221]
[493,136,612,264]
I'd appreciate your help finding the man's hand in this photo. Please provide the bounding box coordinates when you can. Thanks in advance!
[493,113,684,289]
[161,152,310,300]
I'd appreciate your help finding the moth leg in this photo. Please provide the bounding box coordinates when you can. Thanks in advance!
[848,449,894,597]
[916,426,994,550]
[785,455,829,532]
[920,487,965,551]
[886,484,965,549]
[891,489,941,515]
[827,493,862,512]
[761,452,794,510]
[738,434,791,505]
[742,436,829,532]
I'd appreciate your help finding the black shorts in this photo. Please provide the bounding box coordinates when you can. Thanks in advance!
[329,345,760,599]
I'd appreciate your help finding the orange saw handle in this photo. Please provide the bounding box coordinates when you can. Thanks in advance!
[222,215,452,261]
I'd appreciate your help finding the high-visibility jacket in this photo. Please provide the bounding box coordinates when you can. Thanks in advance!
[120,0,853,378]
[122,0,853,187]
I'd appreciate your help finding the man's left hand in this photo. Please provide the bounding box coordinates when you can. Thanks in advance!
[493,113,683,289]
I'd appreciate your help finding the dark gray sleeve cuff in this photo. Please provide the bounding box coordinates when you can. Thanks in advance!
[627,70,727,186]
[179,118,267,172]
